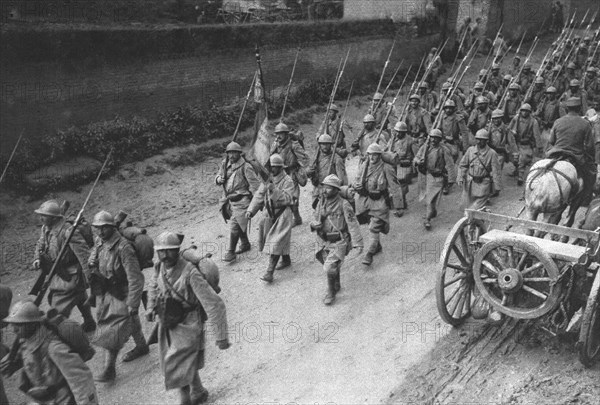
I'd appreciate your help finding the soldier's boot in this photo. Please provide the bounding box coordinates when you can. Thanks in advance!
[334,269,341,292]
[78,301,96,333]
[323,271,337,306]
[179,385,192,405]
[362,252,374,266]
[260,255,278,283]
[223,230,239,262]
[292,205,303,226]
[95,350,117,382]
[275,254,291,270]
[190,372,209,405]
[123,314,149,362]
[236,232,251,254]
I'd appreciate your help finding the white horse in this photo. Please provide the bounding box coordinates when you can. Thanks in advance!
[524,158,584,238]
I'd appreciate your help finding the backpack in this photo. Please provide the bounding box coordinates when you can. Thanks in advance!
[120,225,154,269]
[44,308,95,362]
[64,214,95,248]
[181,248,220,294]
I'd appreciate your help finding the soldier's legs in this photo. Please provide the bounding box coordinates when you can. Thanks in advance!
[223,222,240,262]
[123,313,149,362]
[179,385,192,405]
[96,349,118,382]
[236,223,251,255]
[260,254,279,283]
[517,146,533,185]
[275,253,291,270]
[190,372,208,404]
[75,292,97,332]
[323,254,341,305]
[496,154,505,192]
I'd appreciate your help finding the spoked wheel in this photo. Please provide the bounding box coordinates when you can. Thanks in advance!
[473,237,562,319]
[436,217,486,326]
[579,270,600,367]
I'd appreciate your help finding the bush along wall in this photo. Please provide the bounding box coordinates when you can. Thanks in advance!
[1,19,399,65]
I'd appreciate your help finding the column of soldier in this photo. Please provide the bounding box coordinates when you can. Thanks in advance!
[1,22,599,405]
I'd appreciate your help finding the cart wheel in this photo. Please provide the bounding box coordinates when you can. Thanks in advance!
[473,237,562,319]
[579,270,600,367]
[436,217,486,326]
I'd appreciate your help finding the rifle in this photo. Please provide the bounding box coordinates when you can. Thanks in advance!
[370,40,396,112]
[450,27,469,74]
[0,129,24,185]
[5,151,111,375]
[318,49,350,137]
[378,65,413,152]
[280,47,301,123]
[418,39,448,90]
[329,80,354,171]
[498,37,539,109]
[372,61,403,115]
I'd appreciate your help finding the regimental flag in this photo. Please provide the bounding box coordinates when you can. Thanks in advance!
[249,49,273,168]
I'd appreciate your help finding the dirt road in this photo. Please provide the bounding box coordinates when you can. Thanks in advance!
[2,34,598,404]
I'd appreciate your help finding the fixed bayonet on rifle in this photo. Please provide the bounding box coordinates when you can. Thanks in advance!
[0,129,24,185]
[371,40,396,112]
[280,47,301,123]
[329,81,354,174]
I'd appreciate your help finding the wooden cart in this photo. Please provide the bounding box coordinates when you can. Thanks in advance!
[436,209,600,367]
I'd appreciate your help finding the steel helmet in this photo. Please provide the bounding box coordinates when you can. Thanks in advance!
[587,66,597,73]
[479,69,487,76]
[514,55,521,60]
[154,231,182,251]
[92,210,115,227]
[566,97,581,107]
[418,82,428,88]
[4,301,44,323]
[491,63,500,70]
[520,103,532,111]
[442,82,452,90]
[545,86,557,93]
[34,200,63,217]
[569,79,581,87]
[443,99,456,108]
[373,92,383,101]
[474,81,484,89]
[363,114,375,123]
[366,143,383,154]
[409,94,421,102]
[491,109,504,119]
[552,65,562,72]
[269,153,284,167]
[584,36,591,41]
[322,174,342,189]
[226,141,242,153]
[534,76,545,84]
[476,96,489,104]
[329,103,339,112]
[394,121,408,132]
[503,74,512,80]
[317,134,333,144]
[508,83,520,91]
[274,122,289,133]
[429,129,443,138]
[475,129,490,140]
[567,62,577,70]
[523,64,532,70]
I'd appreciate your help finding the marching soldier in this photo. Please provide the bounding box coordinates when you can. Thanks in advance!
[146,232,230,405]
[425,47,443,89]
[434,82,466,116]
[503,83,523,123]
[89,210,147,382]
[247,154,295,283]
[465,82,495,113]
[310,174,363,305]
[414,129,455,230]
[562,62,580,91]
[353,144,399,266]
[417,82,438,113]
[535,86,564,150]
[32,200,96,331]
[560,79,588,113]
[508,55,522,78]
[457,129,501,209]
[518,64,534,91]
[438,99,469,194]
[0,301,98,404]
[468,96,492,139]
[489,108,517,192]
[319,104,350,158]
[405,94,432,157]
[495,74,512,100]
[527,76,547,111]
[351,114,390,158]
[307,134,348,209]
[487,63,503,94]
[388,121,414,216]
[551,65,566,95]
[508,103,542,185]
[371,92,395,131]
[546,97,597,206]
[270,122,309,226]
[584,67,600,103]
[216,142,261,262]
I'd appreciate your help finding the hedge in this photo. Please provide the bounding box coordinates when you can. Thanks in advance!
[1,19,399,65]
